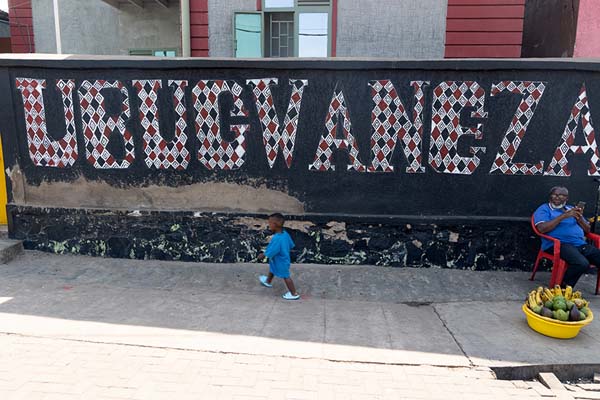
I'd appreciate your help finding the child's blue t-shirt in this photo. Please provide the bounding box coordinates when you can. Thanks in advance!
[533,203,586,250]
[265,230,295,278]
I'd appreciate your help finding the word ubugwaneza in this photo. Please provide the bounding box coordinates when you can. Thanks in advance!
[14,77,598,176]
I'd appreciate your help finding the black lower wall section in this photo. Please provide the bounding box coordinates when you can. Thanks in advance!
[8,205,539,271]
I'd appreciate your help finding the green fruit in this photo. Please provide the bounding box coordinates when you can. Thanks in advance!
[533,305,543,315]
[544,300,554,309]
[555,309,569,321]
[580,307,590,317]
[553,295,565,303]
[553,301,567,311]
[566,300,575,310]
[580,312,588,321]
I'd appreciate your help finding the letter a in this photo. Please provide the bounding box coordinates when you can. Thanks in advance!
[309,86,365,172]
[545,84,600,176]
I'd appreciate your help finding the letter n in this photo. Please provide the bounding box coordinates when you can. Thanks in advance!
[368,80,428,173]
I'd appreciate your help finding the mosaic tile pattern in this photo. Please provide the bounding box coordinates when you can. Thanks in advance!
[309,87,366,172]
[489,81,546,175]
[368,80,428,173]
[133,80,190,170]
[545,84,600,176]
[192,80,250,170]
[78,80,135,169]
[247,78,308,168]
[428,81,487,174]
[15,78,78,167]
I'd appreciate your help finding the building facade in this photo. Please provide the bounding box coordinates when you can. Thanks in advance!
[6,0,562,59]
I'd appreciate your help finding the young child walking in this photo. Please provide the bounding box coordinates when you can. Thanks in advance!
[257,213,300,300]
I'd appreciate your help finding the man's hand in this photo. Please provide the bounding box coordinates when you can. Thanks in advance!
[257,253,265,261]
[564,207,583,219]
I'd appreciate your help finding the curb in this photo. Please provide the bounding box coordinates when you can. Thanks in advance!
[492,363,600,381]
[0,239,23,264]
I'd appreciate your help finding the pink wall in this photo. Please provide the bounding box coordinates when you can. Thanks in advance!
[574,0,600,57]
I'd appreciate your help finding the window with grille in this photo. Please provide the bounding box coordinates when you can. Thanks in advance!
[234,0,331,58]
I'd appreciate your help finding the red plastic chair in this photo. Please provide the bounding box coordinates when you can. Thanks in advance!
[530,215,600,295]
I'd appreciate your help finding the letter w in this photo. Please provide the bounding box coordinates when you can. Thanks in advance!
[247,78,308,168]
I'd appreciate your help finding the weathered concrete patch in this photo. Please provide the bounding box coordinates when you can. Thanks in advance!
[12,173,305,213]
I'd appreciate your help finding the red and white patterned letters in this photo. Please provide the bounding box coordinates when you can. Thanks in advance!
[15,78,78,167]
[192,80,250,170]
[545,84,600,176]
[368,80,428,173]
[489,81,546,175]
[78,80,135,169]
[247,78,308,168]
[428,81,487,174]
[309,87,366,172]
[132,80,190,170]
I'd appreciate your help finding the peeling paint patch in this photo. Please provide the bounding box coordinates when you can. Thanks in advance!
[17,176,305,214]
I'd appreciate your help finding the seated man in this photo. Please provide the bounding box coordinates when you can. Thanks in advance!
[534,186,600,288]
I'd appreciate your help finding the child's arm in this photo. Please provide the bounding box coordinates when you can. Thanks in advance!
[263,235,281,259]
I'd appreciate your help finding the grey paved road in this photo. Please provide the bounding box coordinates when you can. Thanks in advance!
[0,251,598,399]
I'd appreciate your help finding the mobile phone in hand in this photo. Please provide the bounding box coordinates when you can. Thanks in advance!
[576,201,586,210]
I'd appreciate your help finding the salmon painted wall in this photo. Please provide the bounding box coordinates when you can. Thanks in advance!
[574,0,600,57]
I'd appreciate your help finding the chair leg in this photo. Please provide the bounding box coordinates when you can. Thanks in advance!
[549,260,566,288]
[531,253,544,281]
[596,268,599,295]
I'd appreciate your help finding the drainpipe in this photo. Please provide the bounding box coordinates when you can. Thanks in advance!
[181,0,191,57]
[53,0,62,54]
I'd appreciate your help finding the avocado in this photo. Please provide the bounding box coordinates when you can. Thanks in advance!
[544,300,554,309]
[566,300,575,310]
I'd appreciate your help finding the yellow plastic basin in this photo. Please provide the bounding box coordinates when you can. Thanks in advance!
[522,304,594,339]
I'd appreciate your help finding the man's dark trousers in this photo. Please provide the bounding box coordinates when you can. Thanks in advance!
[548,243,600,287]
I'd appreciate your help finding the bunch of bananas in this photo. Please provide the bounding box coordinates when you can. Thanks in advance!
[526,285,591,322]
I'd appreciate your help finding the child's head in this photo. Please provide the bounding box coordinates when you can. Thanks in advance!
[268,213,285,232]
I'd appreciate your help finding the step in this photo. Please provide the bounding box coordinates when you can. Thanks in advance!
[0,239,23,264]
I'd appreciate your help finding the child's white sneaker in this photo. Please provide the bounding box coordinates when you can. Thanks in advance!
[282,291,300,300]
[259,275,273,288]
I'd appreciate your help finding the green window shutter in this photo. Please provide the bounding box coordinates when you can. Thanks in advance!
[234,13,263,57]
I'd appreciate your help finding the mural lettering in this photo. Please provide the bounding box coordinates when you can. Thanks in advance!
[368,80,428,173]
[15,78,78,167]
[133,79,190,170]
[13,77,600,176]
[489,81,546,175]
[309,87,366,172]
[192,80,249,170]
[79,80,135,169]
[428,81,487,175]
[247,78,308,169]
[545,84,600,176]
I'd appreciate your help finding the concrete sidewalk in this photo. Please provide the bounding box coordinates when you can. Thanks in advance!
[0,251,598,368]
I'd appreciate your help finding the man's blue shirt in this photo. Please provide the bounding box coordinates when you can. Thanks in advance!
[533,203,586,250]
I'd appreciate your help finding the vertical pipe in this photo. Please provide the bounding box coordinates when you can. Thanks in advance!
[331,0,337,57]
[181,0,191,57]
[53,0,62,54]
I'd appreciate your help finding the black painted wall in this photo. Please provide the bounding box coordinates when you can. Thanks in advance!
[1,57,600,269]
